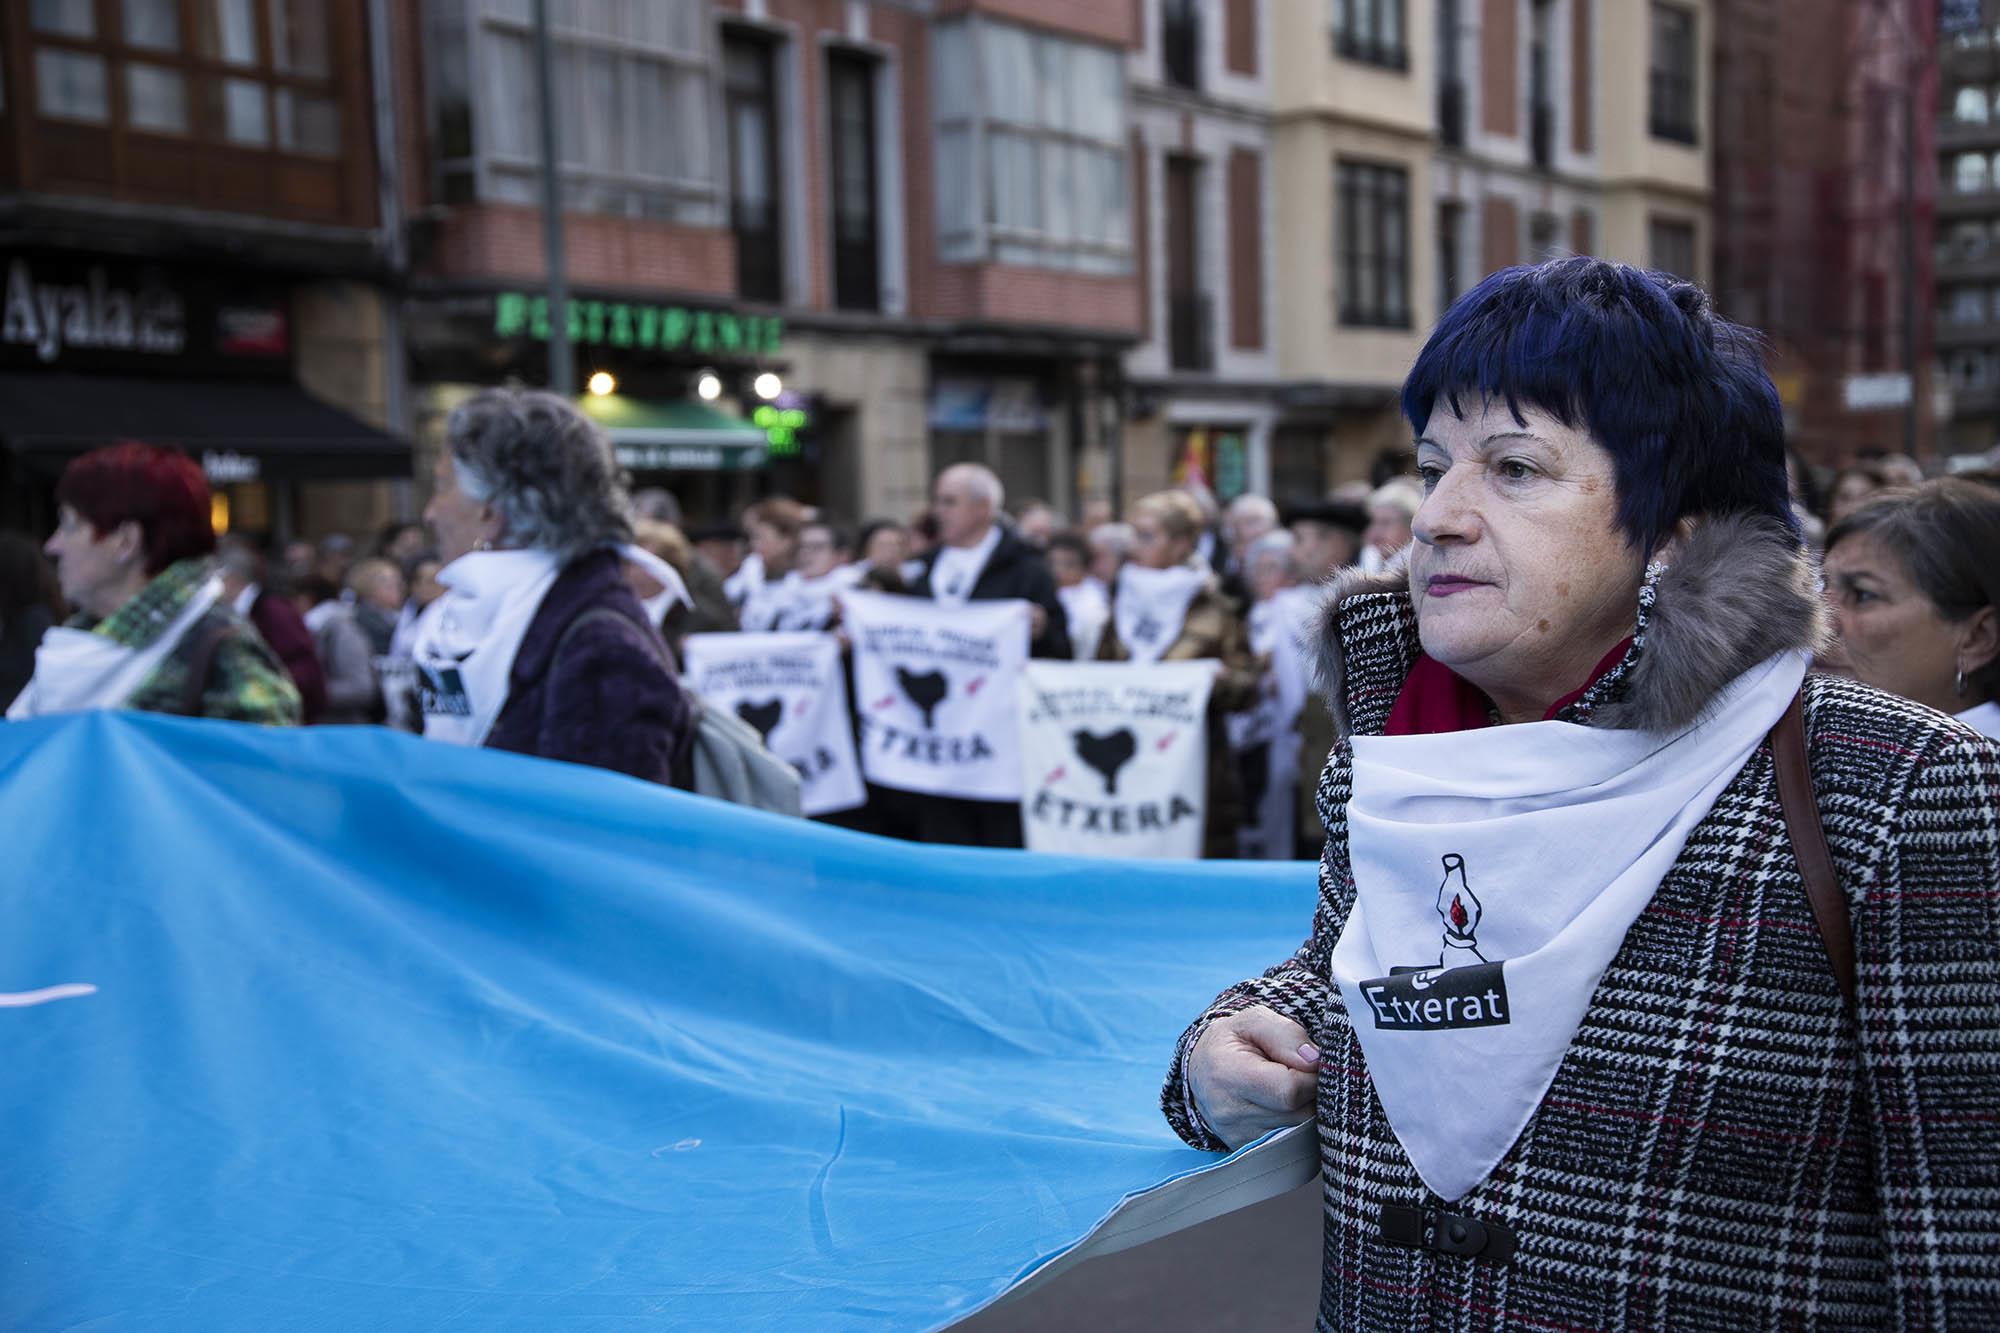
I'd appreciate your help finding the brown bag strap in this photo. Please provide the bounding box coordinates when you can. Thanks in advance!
[1770,689,1856,1006]
[180,618,233,718]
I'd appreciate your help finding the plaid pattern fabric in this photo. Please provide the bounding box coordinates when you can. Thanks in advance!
[71,558,301,726]
[1163,587,2000,1331]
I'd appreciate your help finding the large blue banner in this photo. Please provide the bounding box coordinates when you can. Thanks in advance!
[0,713,1313,1330]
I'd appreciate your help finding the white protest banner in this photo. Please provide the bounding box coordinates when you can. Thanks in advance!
[1018,660,1217,859]
[841,590,1032,801]
[681,631,864,816]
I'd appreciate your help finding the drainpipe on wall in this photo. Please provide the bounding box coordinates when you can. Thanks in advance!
[367,0,411,517]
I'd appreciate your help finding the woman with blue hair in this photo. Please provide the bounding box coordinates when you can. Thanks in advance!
[1165,258,2000,1329]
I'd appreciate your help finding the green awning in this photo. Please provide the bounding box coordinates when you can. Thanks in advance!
[577,395,768,472]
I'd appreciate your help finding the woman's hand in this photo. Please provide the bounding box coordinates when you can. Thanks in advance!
[1186,1004,1321,1150]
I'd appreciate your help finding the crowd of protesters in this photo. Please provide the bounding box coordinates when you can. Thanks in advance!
[3,388,1998,859]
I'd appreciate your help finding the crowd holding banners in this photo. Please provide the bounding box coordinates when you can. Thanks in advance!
[4,255,2000,1327]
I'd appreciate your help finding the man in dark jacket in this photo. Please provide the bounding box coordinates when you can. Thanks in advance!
[895,463,1068,848]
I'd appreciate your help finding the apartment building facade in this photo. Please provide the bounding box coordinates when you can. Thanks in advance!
[1712,0,1937,468]
[397,0,1141,527]
[1935,2,1999,460]
[0,0,408,539]
[1119,0,1280,510]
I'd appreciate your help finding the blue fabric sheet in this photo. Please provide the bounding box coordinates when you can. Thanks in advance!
[0,713,1315,1330]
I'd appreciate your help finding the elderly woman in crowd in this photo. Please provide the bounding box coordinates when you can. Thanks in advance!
[8,443,300,725]
[1098,489,1262,857]
[1822,477,2000,740]
[733,497,812,632]
[1167,259,2000,1329]
[414,388,691,784]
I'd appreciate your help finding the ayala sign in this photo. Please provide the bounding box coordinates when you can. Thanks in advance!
[2,257,186,364]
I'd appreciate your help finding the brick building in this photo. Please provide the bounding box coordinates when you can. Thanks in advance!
[1934,2,2000,461]
[398,0,1141,528]
[1119,0,1281,511]
[0,0,409,540]
[1712,0,1938,469]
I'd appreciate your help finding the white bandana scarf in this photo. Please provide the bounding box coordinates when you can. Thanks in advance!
[6,577,222,720]
[1332,649,1808,1202]
[1112,564,1206,664]
[411,549,561,747]
[744,566,860,633]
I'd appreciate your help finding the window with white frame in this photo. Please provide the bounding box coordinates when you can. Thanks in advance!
[1956,84,1991,123]
[1955,150,1990,193]
[431,0,720,223]
[1949,286,1986,324]
[932,18,1131,275]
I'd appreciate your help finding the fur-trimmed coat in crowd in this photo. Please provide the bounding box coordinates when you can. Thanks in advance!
[1162,515,2000,1331]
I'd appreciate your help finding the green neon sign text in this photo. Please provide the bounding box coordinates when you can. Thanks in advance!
[494,292,783,357]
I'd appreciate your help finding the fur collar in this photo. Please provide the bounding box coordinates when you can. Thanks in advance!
[1306,512,1828,736]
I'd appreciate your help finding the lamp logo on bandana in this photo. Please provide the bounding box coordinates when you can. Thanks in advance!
[1359,855,1513,1032]
[417,660,474,718]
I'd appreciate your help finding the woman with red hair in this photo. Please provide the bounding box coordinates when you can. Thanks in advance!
[6,443,300,724]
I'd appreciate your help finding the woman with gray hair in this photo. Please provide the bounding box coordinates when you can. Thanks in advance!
[413,387,692,784]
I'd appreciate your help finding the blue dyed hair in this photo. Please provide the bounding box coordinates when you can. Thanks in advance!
[1400,257,1794,554]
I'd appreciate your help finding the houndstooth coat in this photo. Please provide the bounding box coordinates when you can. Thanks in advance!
[1162,515,2000,1331]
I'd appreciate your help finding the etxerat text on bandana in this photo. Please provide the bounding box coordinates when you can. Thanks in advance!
[680,631,864,817]
[841,589,1031,801]
[1018,660,1217,858]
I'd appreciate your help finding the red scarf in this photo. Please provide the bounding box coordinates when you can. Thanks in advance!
[1383,639,1632,736]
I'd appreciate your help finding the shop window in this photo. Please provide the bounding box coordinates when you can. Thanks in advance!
[1333,0,1407,70]
[1529,211,1561,261]
[725,29,783,304]
[126,63,190,134]
[30,0,342,155]
[1648,3,1697,144]
[1163,0,1201,91]
[215,77,270,145]
[461,0,718,223]
[828,49,882,312]
[122,0,181,51]
[1648,216,1696,280]
[1337,159,1410,328]
[932,19,1131,275]
[34,48,108,122]
[199,0,262,66]
[1437,201,1464,316]
[1958,151,1992,193]
[31,0,96,38]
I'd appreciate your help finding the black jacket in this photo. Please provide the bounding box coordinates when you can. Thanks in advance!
[912,528,1071,659]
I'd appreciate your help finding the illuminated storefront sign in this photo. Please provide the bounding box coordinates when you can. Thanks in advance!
[493,292,783,357]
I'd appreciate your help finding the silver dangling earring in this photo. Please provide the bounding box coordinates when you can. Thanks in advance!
[475,537,493,552]
[1957,669,1968,699]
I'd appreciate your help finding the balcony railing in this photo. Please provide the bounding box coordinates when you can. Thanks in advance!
[1438,80,1466,147]
[1169,291,1215,372]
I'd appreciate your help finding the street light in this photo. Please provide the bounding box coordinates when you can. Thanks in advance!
[695,370,723,401]
[586,370,616,397]
[753,371,783,400]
